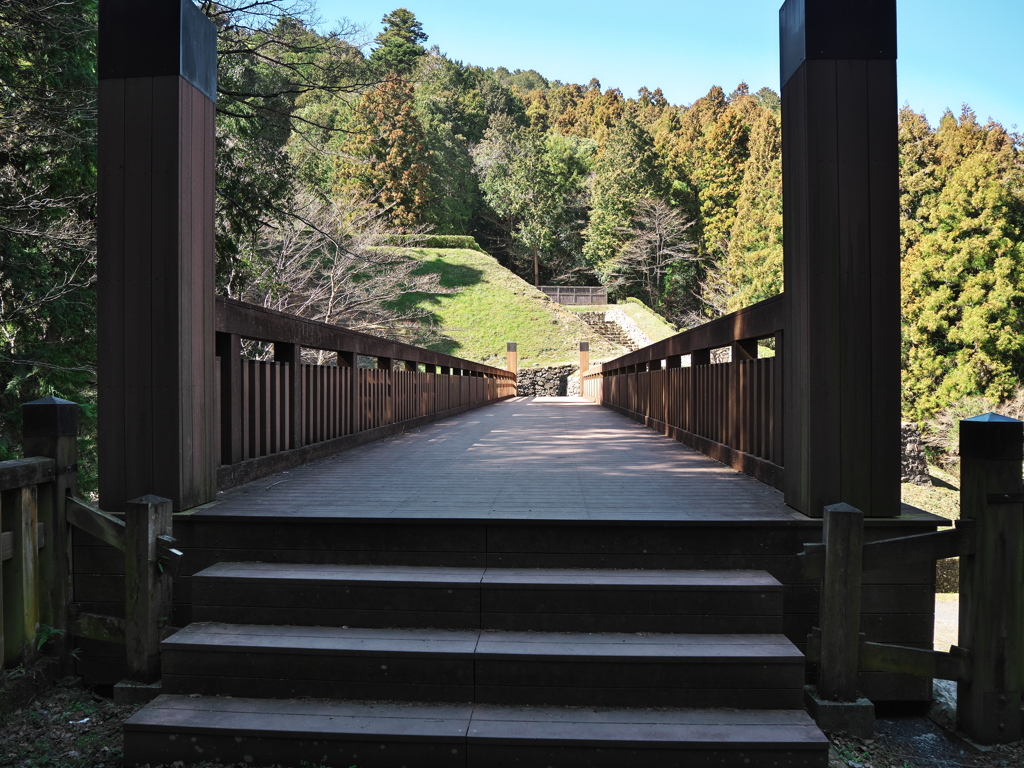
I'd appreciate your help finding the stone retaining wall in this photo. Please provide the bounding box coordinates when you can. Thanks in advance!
[901,422,930,485]
[517,364,580,397]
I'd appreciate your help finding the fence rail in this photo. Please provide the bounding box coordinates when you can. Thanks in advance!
[215,297,517,489]
[581,294,784,487]
[539,286,608,305]
[800,414,1024,744]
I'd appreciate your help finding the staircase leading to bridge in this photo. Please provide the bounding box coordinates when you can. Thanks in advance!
[124,516,829,767]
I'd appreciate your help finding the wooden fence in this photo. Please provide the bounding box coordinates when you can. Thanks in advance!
[581,294,784,488]
[216,297,517,489]
[800,414,1024,745]
[539,286,608,305]
[1,399,179,682]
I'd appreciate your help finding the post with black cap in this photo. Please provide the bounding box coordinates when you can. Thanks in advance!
[97,0,218,512]
[957,413,1024,744]
[779,0,901,518]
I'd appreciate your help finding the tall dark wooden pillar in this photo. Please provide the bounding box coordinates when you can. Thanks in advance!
[780,0,901,517]
[98,1,218,512]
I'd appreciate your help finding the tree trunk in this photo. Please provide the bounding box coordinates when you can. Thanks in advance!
[533,246,539,287]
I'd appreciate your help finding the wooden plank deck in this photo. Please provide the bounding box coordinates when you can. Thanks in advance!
[195,396,805,524]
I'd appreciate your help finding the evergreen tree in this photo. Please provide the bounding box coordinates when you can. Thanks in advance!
[333,77,430,227]
[370,8,427,76]
[474,118,594,285]
[901,108,1024,419]
[0,0,99,477]
[711,108,783,311]
[691,106,750,258]
[413,54,488,234]
[582,117,665,281]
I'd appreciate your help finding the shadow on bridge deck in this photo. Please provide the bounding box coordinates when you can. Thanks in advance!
[195,396,805,524]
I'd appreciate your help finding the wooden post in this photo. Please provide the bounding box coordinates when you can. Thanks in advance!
[507,342,518,375]
[22,397,78,671]
[817,502,864,701]
[957,414,1024,744]
[274,342,303,450]
[780,0,901,517]
[98,0,218,512]
[579,341,590,375]
[216,333,243,465]
[124,494,173,683]
[1,485,40,667]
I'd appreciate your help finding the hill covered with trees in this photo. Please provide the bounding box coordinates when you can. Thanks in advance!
[2,0,1023,486]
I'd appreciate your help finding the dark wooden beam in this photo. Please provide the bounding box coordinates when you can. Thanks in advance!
[97,0,218,511]
[780,0,900,517]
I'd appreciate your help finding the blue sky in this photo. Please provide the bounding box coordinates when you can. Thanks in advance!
[314,0,1022,131]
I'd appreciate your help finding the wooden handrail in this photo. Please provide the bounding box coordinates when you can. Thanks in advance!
[214,297,517,489]
[217,297,513,379]
[584,293,784,376]
[580,294,785,488]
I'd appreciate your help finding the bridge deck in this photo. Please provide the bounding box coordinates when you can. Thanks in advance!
[197,396,806,524]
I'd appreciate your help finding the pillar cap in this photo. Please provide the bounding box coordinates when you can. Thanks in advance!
[99,0,217,102]
[23,397,79,437]
[780,0,896,86]
[961,413,1023,462]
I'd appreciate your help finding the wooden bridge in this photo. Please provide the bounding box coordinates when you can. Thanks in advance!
[2,0,1023,766]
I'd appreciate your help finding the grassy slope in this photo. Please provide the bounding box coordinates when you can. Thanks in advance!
[394,248,627,368]
[563,299,678,343]
[901,464,960,520]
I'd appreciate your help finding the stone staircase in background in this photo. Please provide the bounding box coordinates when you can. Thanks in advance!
[577,311,643,351]
[122,515,829,767]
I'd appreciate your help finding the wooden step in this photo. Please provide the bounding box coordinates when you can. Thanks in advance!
[190,563,784,633]
[161,623,805,708]
[124,695,829,768]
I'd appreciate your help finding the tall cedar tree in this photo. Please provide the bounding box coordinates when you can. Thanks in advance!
[333,77,430,227]
[714,108,783,312]
[901,108,1024,420]
[370,8,427,77]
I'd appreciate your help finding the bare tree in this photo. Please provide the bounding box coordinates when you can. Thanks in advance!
[228,190,451,361]
[608,197,696,311]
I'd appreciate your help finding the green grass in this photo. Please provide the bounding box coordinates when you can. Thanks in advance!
[393,248,628,368]
[901,464,960,521]
[563,298,678,343]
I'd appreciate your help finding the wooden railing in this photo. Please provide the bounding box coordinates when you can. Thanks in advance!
[215,297,517,489]
[800,414,1024,744]
[1,399,179,684]
[540,286,608,305]
[581,294,784,488]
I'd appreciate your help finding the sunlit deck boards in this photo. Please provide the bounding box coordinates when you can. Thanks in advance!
[195,396,802,523]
